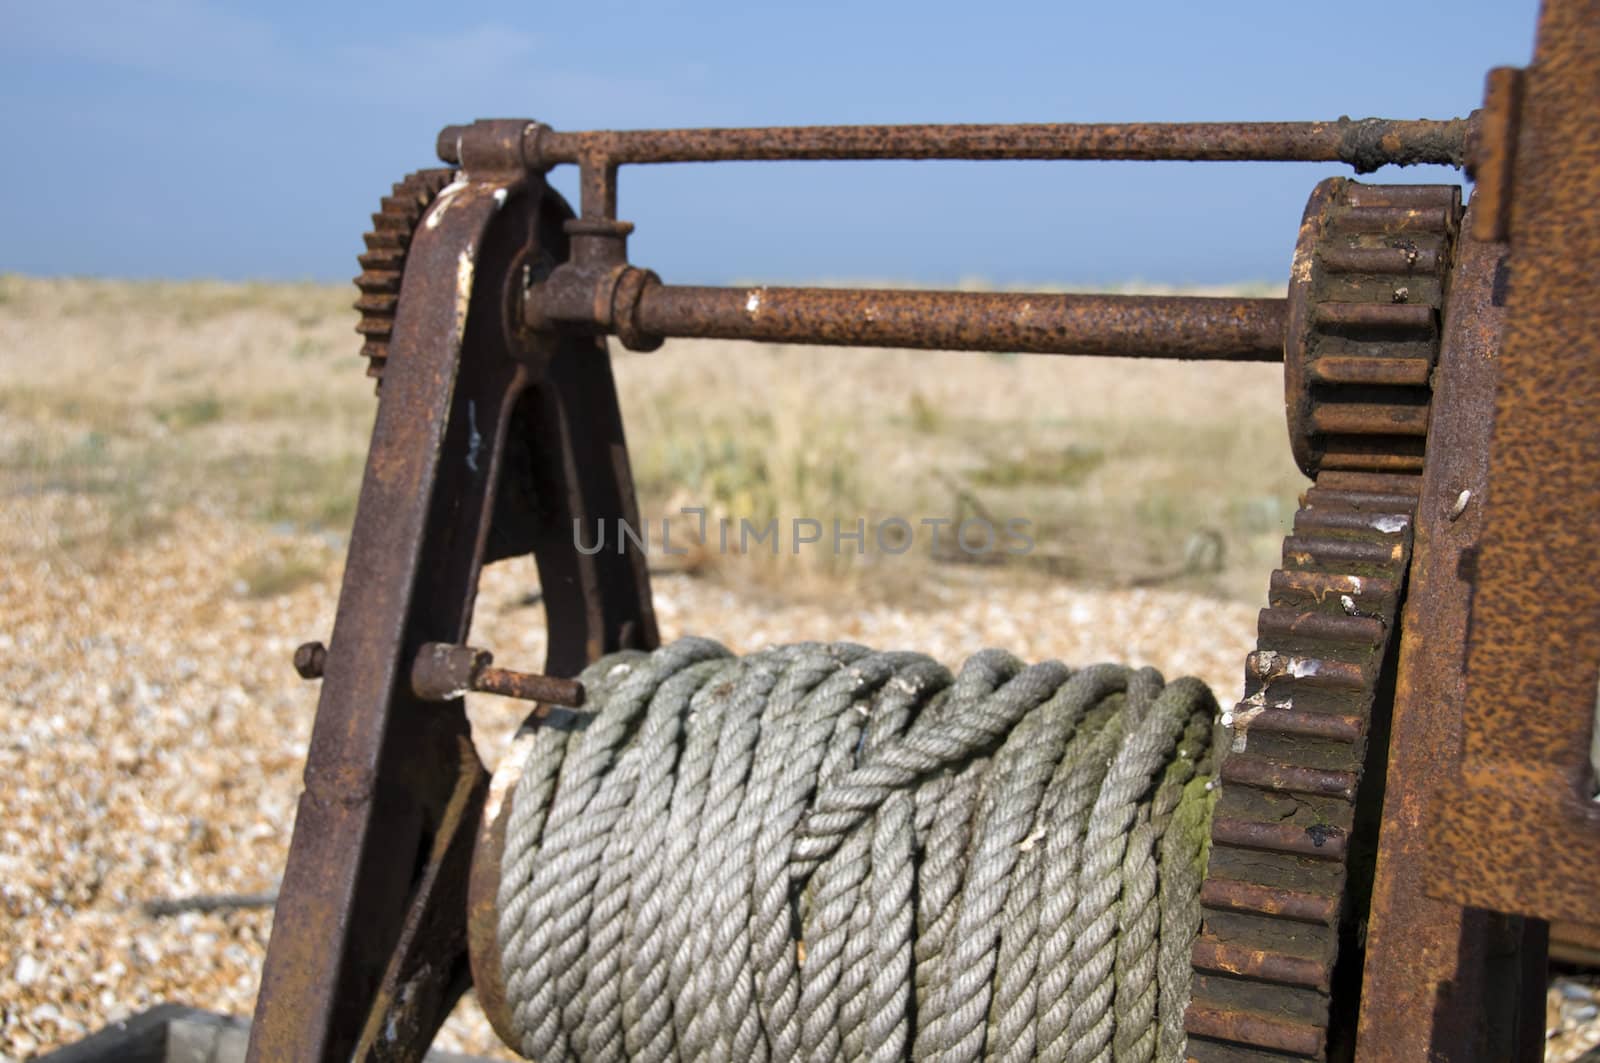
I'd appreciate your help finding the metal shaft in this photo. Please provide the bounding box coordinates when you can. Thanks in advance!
[621,285,1286,361]
[411,641,587,708]
[445,117,1473,172]
[474,664,587,707]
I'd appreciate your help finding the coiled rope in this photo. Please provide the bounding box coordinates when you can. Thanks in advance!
[495,637,1218,1062]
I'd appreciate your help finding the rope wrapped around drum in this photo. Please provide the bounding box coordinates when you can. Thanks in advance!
[491,637,1220,1062]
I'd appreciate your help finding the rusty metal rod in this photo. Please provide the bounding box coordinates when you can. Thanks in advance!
[616,285,1286,360]
[444,117,1473,171]
[410,642,587,708]
[473,665,586,707]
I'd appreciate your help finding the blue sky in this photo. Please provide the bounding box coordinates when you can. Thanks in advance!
[2,1,1539,286]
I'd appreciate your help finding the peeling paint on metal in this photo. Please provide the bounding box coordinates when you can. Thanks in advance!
[425,178,472,230]
[454,247,475,343]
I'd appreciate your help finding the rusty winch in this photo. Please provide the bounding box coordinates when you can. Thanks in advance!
[246,1,1600,1059]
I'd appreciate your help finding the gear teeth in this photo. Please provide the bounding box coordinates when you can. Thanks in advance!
[358,247,408,271]
[1192,936,1333,990]
[354,293,400,315]
[363,230,411,252]
[352,168,455,379]
[1198,879,1341,926]
[1187,1004,1328,1060]
[1186,463,1425,1063]
[1218,758,1357,800]
[1306,355,1433,387]
[1286,179,1461,478]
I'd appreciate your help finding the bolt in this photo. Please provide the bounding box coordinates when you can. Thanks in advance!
[294,641,328,680]
[410,641,585,708]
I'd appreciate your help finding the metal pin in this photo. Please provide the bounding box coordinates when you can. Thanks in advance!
[410,641,586,707]
[292,639,586,708]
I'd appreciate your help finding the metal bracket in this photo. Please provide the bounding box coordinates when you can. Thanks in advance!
[247,160,656,1061]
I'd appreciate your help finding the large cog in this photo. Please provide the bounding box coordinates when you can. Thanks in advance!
[1184,179,1461,1062]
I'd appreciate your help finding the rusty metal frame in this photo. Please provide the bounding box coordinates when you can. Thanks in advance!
[248,131,656,1060]
[1352,202,1544,1062]
[1429,0,1600,928]
[1357,0,1600,1056]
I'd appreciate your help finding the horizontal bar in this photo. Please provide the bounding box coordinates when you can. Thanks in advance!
[625,285,1286,360]
[446,117,1473,172]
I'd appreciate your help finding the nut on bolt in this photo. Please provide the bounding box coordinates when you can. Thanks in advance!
[294,641,328,680]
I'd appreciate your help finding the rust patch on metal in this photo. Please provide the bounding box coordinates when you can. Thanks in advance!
[411,642,585,707]
[1186,1003,1326,1059]
[1199,878,1341,925]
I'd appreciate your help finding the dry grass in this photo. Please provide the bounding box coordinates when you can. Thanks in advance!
[0,276,372,567]
[0,273,1308,602]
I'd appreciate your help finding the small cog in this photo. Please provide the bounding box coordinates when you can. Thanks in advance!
[353,168,455,380]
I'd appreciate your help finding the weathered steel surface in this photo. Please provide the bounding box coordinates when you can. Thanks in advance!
[1353,202,1543,1063]
[1430,0,1600,929]
[1468,67,1526,244]
[439,117,1473,171]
